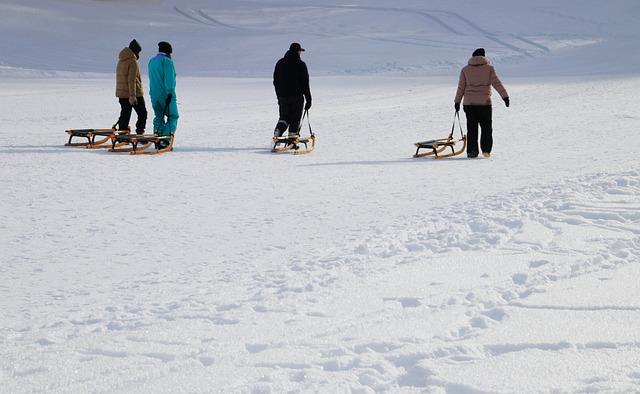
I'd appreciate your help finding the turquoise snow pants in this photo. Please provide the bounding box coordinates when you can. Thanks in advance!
[152,97,179,136]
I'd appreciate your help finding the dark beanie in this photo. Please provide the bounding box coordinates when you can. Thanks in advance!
[158,41,173,55]
[129,39,141,55]
[472,48,485,57]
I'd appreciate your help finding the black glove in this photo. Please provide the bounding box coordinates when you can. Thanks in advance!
[454,102,460,112]
[503,96,510,107]
[165,93,172,107]
[304,99,312,111]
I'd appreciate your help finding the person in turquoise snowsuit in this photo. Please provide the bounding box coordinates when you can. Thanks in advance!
[148,41,178,138]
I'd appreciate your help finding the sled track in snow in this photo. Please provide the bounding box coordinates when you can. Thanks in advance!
[173,6,240,30]
[197,9,240,30]
[236,1,548,56]
[354,36,471,50]
[515,35,551,53]
[436,10,549,55]
[173,6,208,25]
[174,2,550,57]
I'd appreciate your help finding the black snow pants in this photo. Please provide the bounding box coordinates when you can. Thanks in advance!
[117,97,148,133]
[275,96,304,136]
[463,105,493,156]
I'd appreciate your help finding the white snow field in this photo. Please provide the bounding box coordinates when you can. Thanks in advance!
[1,0,640,392]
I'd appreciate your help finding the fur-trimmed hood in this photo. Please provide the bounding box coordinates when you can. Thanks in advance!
[468,56,489,66]
[119,47,137,61]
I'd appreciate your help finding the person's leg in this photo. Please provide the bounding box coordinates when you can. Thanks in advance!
[479,106,493,154]
[464,106,479,157]
[153,98,178,148]
[165,98,179,135]
[133,97,148,134]
[151,99,166,135]
[117,98,133,131]
[288,96,304,137]
[274,97,290,137]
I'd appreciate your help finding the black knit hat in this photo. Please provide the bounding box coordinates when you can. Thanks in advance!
[129,39,141,55]
[472,48,485,57]
[158,41,173,55]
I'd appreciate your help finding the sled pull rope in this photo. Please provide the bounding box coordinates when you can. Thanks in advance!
[450,111,463,139]
[299,109,314,136]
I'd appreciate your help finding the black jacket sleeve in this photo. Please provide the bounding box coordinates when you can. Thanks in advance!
[301,62,311,102]
[273,61,282,97]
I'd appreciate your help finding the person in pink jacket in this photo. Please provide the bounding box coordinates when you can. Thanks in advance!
[454,48,509,158]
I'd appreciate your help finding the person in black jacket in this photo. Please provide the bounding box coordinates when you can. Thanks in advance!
[273,43,312,138]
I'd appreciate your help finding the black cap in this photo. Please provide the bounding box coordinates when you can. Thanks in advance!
[129,39,141,55]
[472,48,485,57]
[158,41,173,55]
[289,42,305,52]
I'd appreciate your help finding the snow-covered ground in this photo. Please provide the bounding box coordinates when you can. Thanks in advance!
[1,1,639,392]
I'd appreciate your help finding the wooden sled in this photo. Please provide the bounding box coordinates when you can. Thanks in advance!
[414,135,467,158]
[272,134,316,155]
[109,133,174,155]
[413,112,466,159]
[65,128,128,148]
[271,109,316,155]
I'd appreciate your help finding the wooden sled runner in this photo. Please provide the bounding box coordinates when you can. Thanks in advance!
[109,133,174,155]
[414,112,467,159]
[65,127,128,148]
[272,110,316,155]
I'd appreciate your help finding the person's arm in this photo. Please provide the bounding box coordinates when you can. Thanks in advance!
[302,62,311,108]
[454,70,466,110]
[128,60,138,99]
[163,58,177,97]
[490,67,508,99]
[273,61,282,97]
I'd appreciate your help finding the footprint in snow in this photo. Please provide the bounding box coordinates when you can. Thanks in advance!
[529,259,549,268]
[199,356,215,367]
[482,308,507,322]
[384,297,421,308]
[512,273,528,285]
[246,343,269,353]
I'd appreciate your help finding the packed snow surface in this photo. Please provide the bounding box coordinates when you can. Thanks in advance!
[1,0,640,392]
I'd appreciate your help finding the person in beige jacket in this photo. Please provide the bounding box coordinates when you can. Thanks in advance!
[454,48,509,158]
[116,39,147,134]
